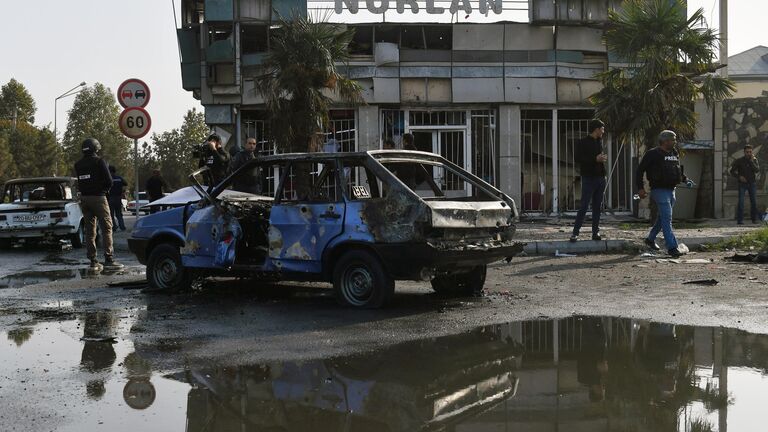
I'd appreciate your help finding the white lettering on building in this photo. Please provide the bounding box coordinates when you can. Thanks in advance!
[335,0,503,14]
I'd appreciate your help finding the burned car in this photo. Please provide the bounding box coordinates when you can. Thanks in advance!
[0,177,86,248]
[128,151,521,308]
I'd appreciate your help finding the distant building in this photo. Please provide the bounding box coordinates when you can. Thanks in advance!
[728,45,768,98]
[176,0,665,216]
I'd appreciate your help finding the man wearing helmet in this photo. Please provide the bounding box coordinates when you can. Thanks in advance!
[74,138,123,270]
[636,130,688,258]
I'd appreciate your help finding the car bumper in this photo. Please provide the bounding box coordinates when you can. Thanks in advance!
[128,237,150,264]
[373,241,524,280]
[0,225,75,239]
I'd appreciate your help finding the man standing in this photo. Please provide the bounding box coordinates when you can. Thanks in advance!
[571,119,607,242]
[145,169,166,214]
[74,138,123,270]
[200,134,230,185]
[636,131,687,257]
[107,165,126,231]
[730,145,760,224]
[230,137,262,194]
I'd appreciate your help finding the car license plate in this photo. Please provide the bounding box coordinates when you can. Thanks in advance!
[13,214,46,222]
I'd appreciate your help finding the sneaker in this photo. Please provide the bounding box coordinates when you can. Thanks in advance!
[668,248,682,258]
[644,238,661,251]
[737,221,744,225]
[592,233,602,241]
[89,260,103,271]
[103,259,124,270]
[569,235,578,243]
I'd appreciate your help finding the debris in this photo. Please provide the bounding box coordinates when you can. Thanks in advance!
[554,250,577,257]
[682,279,719,286]
[79,336,117,343]
[640,252,657,257]
[728,252,768,263]
[684,259,712,264]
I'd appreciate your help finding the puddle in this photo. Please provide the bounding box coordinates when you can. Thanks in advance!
[2,316,768,431]
[0,267,146,289]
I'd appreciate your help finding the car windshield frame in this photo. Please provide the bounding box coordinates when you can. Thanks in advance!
[2,180,75,203]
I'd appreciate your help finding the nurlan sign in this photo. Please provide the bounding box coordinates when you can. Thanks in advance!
[335,0,503,14]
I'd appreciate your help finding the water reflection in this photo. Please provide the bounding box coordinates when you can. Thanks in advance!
[80,312,118,400]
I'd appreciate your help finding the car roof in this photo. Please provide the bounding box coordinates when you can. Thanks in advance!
[4,177,77,184]
[250,150,445,163]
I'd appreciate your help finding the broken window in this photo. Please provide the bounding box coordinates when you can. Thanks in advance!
[341,159,383,200]
[279,161,341,203]
[241,25,268,54]
[400,26,425,50]
[181,0,205,26]
[424,26,452,50]
[349,25,373,55]
[207,24,234,62]
[374,25,399,44]
[207,63,235,85]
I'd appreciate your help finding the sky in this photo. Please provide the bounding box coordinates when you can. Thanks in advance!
[1,0,766,142]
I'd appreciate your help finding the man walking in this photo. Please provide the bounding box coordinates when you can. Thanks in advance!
[145,169,166,214]
[571,119,607,242]
[730,144,760,224]
[636,131,687,257]
[107,165,126,231]
[74,138,123,270]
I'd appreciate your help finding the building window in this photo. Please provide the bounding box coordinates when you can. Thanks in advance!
[323,110,357,153]
[207,63,235,85]
[409,110,466,126]
[400,26,425,50]
[182,0,205,26]
[424,26,451,50]
[374,25,399,44]
[241,24,268,54]
[349,25,373,55]
[381,109,406,149]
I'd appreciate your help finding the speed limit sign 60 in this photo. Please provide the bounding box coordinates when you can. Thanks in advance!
[119,107,152,139]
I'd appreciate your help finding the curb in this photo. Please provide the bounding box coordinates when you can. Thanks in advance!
[521,236,724,255]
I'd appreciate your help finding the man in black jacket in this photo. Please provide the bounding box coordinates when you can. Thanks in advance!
[730,144,760,224]
[200,134,230,185]
[229,137,262,194]
[74,138,123,270]
[571,119,607,242]
[145,169,167,214]
[636,130,687,257]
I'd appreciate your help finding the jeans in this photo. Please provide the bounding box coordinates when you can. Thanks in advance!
[573,176,607,236]
[108,197,125,230]
[648,188,678,251]
[737,182,758,223]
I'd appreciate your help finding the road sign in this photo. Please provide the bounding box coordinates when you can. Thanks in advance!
[117,78,150,108]
[119,107,152,139]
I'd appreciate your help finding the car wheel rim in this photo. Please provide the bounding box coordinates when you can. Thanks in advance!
[341,266,374,306]
[153,257,178,289]
[79,225,85,244]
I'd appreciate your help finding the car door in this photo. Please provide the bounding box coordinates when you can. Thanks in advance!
[268,159,345,274]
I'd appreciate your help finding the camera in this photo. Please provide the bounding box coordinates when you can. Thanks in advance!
[191,141,210,159]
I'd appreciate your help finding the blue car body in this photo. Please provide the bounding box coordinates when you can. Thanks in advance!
[128,151,521,298]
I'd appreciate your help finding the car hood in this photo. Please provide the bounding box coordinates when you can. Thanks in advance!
[0,201,71,212]
[425,201,512,229]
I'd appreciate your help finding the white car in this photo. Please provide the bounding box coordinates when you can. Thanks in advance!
[127,192,150,214]
[0,177,87,248]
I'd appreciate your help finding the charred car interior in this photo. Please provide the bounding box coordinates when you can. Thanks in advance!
[129,150,521,308]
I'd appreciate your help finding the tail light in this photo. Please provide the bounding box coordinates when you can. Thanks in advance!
[222,232,234,244]
[50,211,67,219]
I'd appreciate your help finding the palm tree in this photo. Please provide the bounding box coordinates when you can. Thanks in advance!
[590,0,735,150]
[257,13,363,153]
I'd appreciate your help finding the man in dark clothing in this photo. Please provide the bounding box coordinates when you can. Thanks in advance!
[636,130,688,257]
[730,145,760,224]
[200,133,230,186]
[74,138,123,270]
[230,137,262,194]
[571,119,607,242]
[107,165,126,231]
[145,169,166,214]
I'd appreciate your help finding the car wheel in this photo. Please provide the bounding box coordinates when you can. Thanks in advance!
[147,243,190,292]
[430,265,487,297]
[70,222,85,249]
[333,250,394,308]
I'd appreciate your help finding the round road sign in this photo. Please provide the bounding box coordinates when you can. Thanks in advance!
[117,78,151,108]
[119,107,152,139]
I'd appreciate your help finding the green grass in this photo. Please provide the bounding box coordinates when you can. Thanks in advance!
[709,226,768,251]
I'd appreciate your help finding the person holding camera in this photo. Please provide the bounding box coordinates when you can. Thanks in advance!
[200,133,230,185]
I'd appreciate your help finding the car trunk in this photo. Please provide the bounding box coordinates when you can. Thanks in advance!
[0,201,69,228]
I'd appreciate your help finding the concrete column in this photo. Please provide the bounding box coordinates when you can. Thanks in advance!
[356,105,380,151]
[498,105,522,205]
[715,0,728,219]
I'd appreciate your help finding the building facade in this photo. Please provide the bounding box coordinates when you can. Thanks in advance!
[177,0,641,215]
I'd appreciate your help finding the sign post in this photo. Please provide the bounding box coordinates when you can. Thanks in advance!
[117,79,151,219]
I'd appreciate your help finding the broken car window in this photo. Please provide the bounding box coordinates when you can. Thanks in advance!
[341,160,382,200]
[279,161,341,203]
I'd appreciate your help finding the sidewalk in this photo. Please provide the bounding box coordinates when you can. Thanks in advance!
[515,217,760,255]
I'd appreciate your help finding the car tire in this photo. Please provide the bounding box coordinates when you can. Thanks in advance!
[147,243,191,293]
[333,249,394,309]
[430,265,487,297]
[70,222,85,249]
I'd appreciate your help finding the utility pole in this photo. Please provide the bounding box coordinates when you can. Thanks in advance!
[713,0,728,218]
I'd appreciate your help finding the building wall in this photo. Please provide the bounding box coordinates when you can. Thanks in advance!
[731,80,768,99]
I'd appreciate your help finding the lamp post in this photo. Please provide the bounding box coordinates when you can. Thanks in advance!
[53,81,87,175]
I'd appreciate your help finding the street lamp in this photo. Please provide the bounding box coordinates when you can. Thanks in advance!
[53,81,87,175]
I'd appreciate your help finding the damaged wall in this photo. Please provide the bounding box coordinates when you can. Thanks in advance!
[723,97,768,217]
